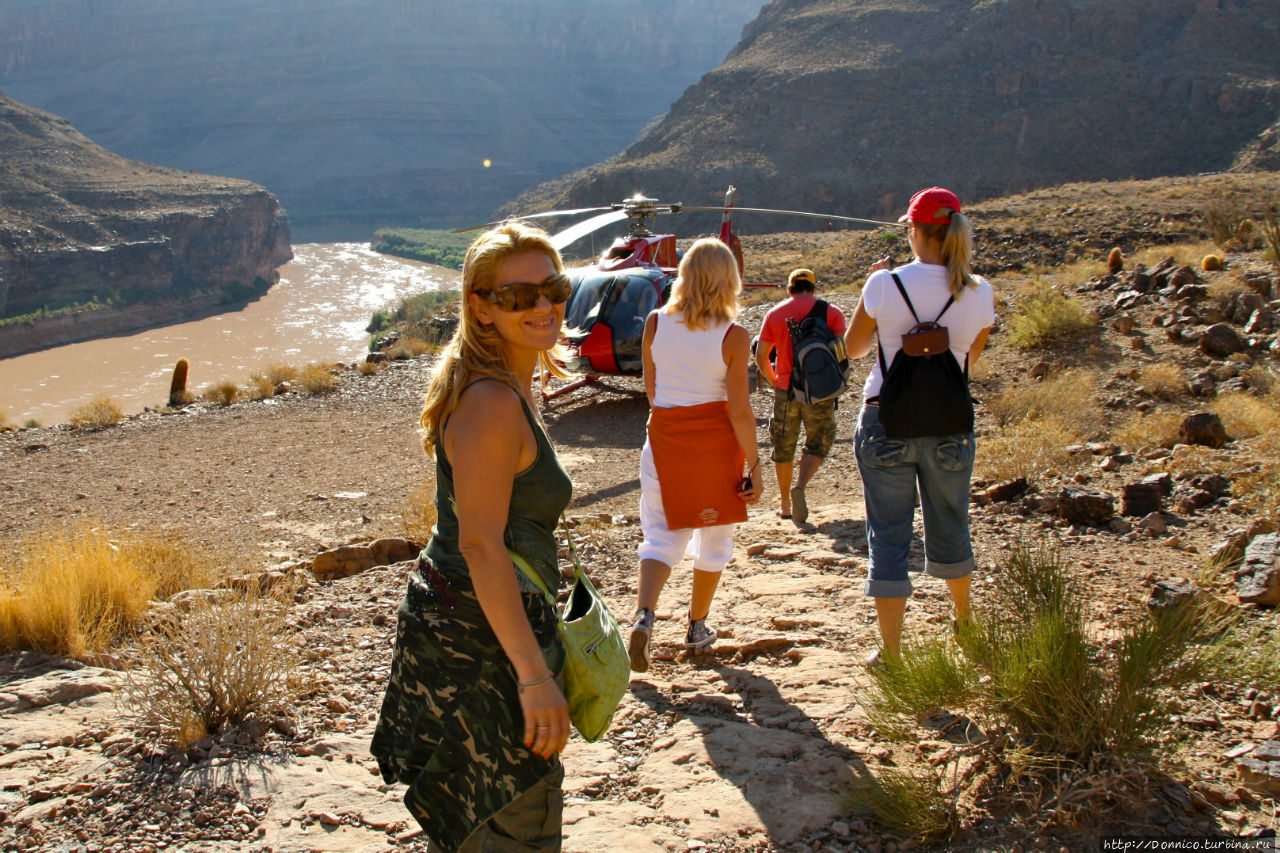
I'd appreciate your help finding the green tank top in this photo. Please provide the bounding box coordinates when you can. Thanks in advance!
[424,380,572,594]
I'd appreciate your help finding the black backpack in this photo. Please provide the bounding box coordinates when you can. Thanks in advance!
[786,299,849,405]
[870,274,974,439]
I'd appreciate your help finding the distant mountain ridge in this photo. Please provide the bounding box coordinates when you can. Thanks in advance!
[0,0,763,236]
[0,92,291,357]
[509,0,1280,228]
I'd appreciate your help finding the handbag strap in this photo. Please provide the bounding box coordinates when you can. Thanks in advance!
[508,514,581,608]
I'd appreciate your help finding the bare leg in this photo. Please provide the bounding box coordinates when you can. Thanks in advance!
[873,596,908,660]
[774,461,794,515]
[637,558,672,612]
[945,576,972,625]
[688,568,722,621]
[794,453,822,489]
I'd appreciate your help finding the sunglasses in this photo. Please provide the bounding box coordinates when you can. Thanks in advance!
[477,274,572,312]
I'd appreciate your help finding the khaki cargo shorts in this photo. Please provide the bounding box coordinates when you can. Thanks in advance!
[769,387,836,464]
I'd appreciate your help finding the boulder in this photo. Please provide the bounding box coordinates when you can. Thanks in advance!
[1199,323,1245,357]
[1244,308,1275,335]
[974,477,1028,504]
[1178,412,1229,447]
[1122,481,1164,517]
[1147,580,1200,612]
[1235,532,1280,606]
[311,537,418,581]
[1056,487,1115,526]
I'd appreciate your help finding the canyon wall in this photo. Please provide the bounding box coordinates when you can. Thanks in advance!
[1,93,292,356]
[0,0,763,234]
[509,0,1280,230]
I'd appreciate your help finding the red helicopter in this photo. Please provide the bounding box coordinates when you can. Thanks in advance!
[460,187,896,398]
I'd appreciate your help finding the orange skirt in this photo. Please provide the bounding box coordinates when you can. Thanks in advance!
[647,401,746,530]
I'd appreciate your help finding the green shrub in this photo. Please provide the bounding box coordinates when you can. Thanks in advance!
[1006,284,1097,349]
[372,228,473,269]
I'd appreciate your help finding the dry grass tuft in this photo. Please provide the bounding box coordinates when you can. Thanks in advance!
[0,524,217,658]
[263,363,298,386]
[69,396,124,429]
[123,589,305,749]
[1114,410,1182,451]
[1129,240,1219,270]
[1005,284,1097,349]
[1138,363,1186,399]
[203,380,240,407]
[0,408,13,432]
[987,369,1101,430]
[245,373,277,400]
[846,766,955,845]
[296,362,338,393]
[357,360,381,376]
[387,336,438,361]
[398,478,438,542]
[1209,391,1280,439]
[977,415,1083,483]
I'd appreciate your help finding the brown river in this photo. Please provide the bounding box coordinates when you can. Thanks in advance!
[0,244,459,427]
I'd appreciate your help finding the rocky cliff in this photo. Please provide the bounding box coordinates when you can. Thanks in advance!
[0,93,292,357]
[0,0,763,236]
[509,0,1280,228]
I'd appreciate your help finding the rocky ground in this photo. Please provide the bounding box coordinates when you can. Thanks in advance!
[3,199,1280,850]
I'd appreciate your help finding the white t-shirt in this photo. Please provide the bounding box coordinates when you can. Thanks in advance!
[860,261,995,400]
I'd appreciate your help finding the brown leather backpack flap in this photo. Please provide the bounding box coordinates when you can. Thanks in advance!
[900,322,950,357]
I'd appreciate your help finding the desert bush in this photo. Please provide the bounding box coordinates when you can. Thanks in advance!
[1138,363,1186,398]
[1130,240,1219,270]
[846,766,955,845]
[1005,284,1096,349]
[398,478,438,542]
[357,360,381,376]
[244,373,277,400]
[1204,196,1251,248]
[387,336,438,361]
[1261,203,1280,266]
[0,408,13,432]
[0,524,216,658]
[22,418,41,429]
[69,396,124,429]
[976,415,1082,483]
[861,540,1234,839]
[295,362,337,393]
[1208,272,1255,306]
[202,380,240,406]
[1114,410,1182,450]
[122,589,304,748]
[263,363,298,386]
[986,369,1100,430]
[1209,391,1280,439]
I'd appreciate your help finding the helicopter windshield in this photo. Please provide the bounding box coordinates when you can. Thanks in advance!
[563,269,668,373]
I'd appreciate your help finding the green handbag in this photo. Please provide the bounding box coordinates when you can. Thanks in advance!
[508,523,629,742]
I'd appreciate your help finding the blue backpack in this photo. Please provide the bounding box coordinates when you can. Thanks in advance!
[786,299,849,405]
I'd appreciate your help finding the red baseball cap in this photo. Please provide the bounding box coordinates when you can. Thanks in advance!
[898,187,961,224]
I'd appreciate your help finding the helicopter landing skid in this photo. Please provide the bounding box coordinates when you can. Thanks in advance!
[540,374,599,400]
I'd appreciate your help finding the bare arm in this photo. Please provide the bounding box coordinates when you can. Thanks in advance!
[724,324,763,503]
[754,335,777,389]
[445,381,568,758]
[844,297,878,360]
[641,311,658,406]
[968,327,991,366]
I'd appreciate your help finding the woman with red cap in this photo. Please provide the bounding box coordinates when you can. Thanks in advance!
[843,187,995,667]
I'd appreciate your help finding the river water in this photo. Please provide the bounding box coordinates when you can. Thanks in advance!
[0,243,458,427]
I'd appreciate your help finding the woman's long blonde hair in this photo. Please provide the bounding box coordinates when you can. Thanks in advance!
[915,210,977,298]
[418,221,570,456]
[664,237,740,331]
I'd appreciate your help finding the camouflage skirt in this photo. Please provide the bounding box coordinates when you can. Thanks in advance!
[371,558,565,852]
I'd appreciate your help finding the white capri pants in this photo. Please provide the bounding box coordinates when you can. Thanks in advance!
[637,441,736,573]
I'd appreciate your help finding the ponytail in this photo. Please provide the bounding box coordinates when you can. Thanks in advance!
[916,209,977,298]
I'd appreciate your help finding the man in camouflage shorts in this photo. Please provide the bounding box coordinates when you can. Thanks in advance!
[755,268,847,524]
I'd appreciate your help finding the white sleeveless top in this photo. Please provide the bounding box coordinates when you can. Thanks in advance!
[650,310,731,408]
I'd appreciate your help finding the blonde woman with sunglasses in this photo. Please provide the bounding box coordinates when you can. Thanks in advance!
[373,222,576,852]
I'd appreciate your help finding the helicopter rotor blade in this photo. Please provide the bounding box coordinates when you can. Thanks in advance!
[679,205,902,229]
[451,206,616,234]
[551,210,629,252]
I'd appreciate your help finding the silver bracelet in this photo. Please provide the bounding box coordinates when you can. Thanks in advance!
[517,672,554,690]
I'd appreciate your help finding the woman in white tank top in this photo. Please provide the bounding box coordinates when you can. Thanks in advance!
[626,238,762,673]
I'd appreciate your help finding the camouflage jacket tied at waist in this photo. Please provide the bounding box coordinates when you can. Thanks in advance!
[370,560,565,852]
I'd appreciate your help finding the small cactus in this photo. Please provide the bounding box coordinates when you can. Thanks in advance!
[169,357,190,406]
[1201,254,1223,271]
[1107,247,1123,275]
